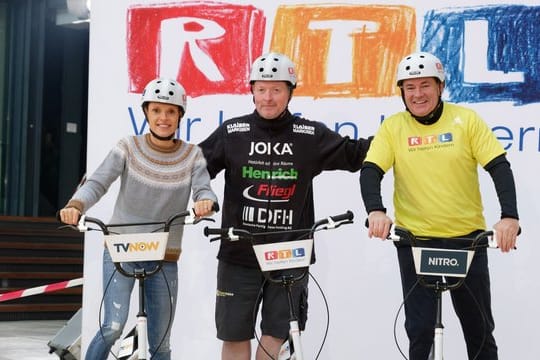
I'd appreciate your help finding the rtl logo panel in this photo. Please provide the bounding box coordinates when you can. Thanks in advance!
[125,3,540,104]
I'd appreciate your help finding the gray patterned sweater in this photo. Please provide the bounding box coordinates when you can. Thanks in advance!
[67,134,217,261]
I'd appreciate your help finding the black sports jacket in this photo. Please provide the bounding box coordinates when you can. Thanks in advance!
[200,110,371,267]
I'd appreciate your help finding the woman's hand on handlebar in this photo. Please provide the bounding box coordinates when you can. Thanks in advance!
[59,207,81,225]
[493,218,520,253]
[193,199,216,218]
[367,210,393,240]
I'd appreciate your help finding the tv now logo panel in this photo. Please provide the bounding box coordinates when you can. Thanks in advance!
[111,241,160,253]
[127,3,540,104]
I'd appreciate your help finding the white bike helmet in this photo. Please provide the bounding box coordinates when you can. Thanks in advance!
[141,78,187,112]
[249,52,297,88]
[396,52,445,86]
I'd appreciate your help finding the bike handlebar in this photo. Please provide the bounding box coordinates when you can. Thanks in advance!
[365,219,520,250]
[389,226,494,249]
[369,223,520,292]
[57,203,219,278]
[204,210,354,242]
[58,202,219,234]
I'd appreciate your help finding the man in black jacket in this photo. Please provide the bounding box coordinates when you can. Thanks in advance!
[200,52,371,360]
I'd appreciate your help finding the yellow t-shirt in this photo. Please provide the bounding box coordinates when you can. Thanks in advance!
[365,103,505,237]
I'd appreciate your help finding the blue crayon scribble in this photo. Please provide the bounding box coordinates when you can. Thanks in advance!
[422,5,540,105]
[128,107,147,135]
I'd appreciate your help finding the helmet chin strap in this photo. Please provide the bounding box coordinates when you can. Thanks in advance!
[408,99,444,125]
[145,112,182,142]
[150,129,176,141]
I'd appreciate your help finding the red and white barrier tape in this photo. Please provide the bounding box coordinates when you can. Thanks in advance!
[0,278,83,303]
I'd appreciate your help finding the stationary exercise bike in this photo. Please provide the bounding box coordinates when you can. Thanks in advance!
[66,205,217,359]
[204,210,354,360]
[383,225,518,360]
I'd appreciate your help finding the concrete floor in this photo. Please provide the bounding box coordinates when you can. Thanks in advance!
[0,320,69,360]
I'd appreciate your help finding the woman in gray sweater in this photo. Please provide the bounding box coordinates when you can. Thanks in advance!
[59,78,217,360]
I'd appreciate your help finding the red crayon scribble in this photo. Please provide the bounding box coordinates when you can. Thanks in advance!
[127,2,265,97]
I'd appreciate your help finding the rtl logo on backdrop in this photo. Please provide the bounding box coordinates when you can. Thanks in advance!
[126,3,540,105]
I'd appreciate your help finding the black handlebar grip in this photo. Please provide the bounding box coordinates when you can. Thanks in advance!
[330,210,354,222]
[212,202,220,213]
[313,210,354,228]
[204,226,229,237]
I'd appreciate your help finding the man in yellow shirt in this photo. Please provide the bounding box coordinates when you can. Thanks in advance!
[360,52,520,360]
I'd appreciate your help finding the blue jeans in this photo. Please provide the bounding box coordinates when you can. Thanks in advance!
[85,249,178,360]
[396,240,498,360]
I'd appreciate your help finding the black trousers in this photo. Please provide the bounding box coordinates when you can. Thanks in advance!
[396,241,498,360]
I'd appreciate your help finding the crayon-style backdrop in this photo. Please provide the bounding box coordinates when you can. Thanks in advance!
[84,1,540,358]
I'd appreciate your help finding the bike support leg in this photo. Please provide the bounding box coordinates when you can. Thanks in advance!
[283,276,303,360]
[135,269,148,360]
[433,284,445,360]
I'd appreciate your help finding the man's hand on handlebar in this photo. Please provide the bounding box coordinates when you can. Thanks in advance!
[367,210,393,240]
[493,218,520,253]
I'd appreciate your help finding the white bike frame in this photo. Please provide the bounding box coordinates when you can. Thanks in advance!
[277,317,304,360]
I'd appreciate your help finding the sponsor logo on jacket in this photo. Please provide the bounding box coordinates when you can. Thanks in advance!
[242,166,298,180]
[242,206,294,226]
[249,142,293,156]
[293,124,315,135]
[242,183,296,202]
[226,122,250,133]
